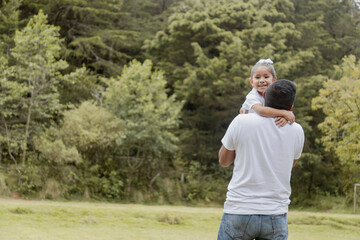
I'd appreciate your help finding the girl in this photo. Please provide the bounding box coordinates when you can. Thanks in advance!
[240,59,295,126]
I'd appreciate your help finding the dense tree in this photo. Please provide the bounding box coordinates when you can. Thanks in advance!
[35,101,121,198]
[45,0,130,76]
[103,59,183,199]
[290,0,360,75]
[291,75,342,201]
[0,11,88,194]
[10,10,69,164]
[0,10,68,167]
[14,0,183,76]
[0,0,22,58]
[145,0,317,168]
[0,0,359,203]
[288,0,360,201]
[312,55,360,198]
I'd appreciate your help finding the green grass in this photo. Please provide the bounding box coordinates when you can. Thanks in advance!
[0,198,359,240]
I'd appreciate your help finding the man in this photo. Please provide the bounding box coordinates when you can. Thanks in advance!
[217,79,305,240]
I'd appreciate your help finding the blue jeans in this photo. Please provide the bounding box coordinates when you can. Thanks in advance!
[217,213,288,240]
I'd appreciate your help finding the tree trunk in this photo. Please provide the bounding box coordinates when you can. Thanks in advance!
[22,97,34,166]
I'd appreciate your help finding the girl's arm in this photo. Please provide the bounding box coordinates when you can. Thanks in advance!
[252,104,295,126]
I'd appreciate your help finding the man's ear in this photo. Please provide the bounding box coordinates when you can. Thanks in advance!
[262,90,266,98]
[289,105,294,111]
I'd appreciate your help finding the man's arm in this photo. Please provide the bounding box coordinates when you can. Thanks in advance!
[218,145,235,167]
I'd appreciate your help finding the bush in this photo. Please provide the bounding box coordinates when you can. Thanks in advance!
[41,179,62,199]
[0,172,9,196]
[6,164,43,197]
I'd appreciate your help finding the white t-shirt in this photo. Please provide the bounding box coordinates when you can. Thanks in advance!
[242,88,264,113]
[221,113,304,215]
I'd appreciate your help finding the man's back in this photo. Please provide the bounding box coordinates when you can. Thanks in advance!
[221,113,304,215]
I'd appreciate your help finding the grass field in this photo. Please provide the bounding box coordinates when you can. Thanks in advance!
[0,198,359,240]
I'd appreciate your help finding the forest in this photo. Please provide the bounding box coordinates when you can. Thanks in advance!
[0,0,359,206]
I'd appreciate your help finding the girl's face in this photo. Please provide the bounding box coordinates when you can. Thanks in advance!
[250,66,276,95]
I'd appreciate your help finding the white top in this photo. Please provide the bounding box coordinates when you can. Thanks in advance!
[242,88,264,113]
[221,113,305,215]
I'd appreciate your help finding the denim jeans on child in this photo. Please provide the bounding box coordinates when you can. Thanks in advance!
[217,213,288,240]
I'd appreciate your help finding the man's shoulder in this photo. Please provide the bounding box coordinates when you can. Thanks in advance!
[290,122,304,131]
[237,115,304,132]
[293,122,305,135]
[234,113,263,124]
[284,122,305,138]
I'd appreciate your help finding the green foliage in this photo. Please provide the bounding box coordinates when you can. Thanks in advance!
[58,101,120,158]
[35,101,122,198]
[60,67,99,105]
[0,0,359,204]
[181,161,229,203]
[6,164,43,196]
[0,172,9,196]
[0,0,22,57]
[9,10,68,164]
[16,0,180,76]
[104,59,182,159]
[0,11,94,195]
[98,171,124,199]
[287,0,360,200]
[290,75,342,200]
[145,0,318,172]
[35,137,82,165]
[291,0,360,75]
[19,0,129,75]
[143,0,360,203]
[103,59,183,199]
[312,55,360,197]
[0,10,68,172]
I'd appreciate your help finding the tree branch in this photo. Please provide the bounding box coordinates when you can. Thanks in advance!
[1,115,20,173]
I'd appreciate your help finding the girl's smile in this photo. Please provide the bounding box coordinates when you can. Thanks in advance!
[250,66,276,95]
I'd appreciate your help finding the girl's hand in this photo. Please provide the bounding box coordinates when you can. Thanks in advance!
[275,117,288,127]
[283,111,295,124]
[239,107,249,114]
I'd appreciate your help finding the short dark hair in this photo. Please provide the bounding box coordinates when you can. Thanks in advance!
[264,79,296,110]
